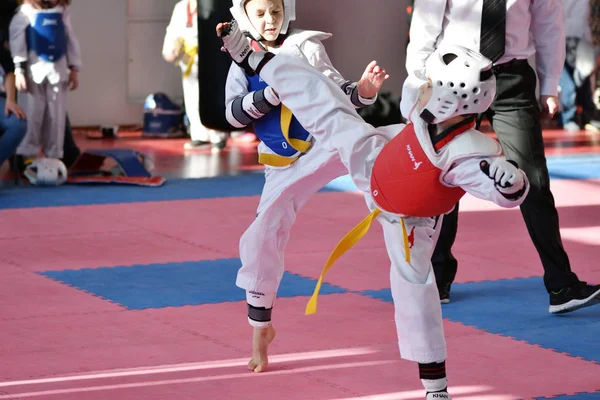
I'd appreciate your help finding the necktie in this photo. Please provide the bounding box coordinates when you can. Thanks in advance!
[590,0,600,47]
[479,0,507,62]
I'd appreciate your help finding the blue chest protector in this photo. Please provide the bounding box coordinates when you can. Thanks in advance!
[247,74,311,158]
[26,10,67,62]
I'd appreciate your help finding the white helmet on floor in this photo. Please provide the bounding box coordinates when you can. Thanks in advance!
[420,44,496,124]
[24,158,68,186]
[230,0,296,41]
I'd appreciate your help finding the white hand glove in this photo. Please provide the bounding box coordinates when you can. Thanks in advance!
[479,158,525,195]
[219,20,255,72]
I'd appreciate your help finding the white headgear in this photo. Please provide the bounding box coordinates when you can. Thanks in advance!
[420,44,496,124]
[24,158,68,186]
[230,0,296,41]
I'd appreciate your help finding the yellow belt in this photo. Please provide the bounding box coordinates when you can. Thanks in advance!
[305,209,412,315]
[182,42,198,78]
[259,105,312,167]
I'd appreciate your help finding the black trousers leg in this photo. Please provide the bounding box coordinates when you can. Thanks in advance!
[432,203,459,287]
[61,114,81,168]
[487,62,580,292]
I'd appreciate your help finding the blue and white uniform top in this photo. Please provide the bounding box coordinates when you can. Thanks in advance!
[225,29,377,168]
[9,3,81,84]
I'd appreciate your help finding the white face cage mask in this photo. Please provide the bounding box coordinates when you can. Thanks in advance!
[420,44,496,124]
[24,158,68,186]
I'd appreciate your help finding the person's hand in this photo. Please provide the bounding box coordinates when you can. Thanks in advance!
[216,22,231,37]
[540,95,559,118]
[216,19,258,76]
[163,47,181,63]
[165,38,184,63]
[480,158,524,195]
[357,60,390,99]
[15,72,27,92]
[68,68,79,91]
[5,100,26,119]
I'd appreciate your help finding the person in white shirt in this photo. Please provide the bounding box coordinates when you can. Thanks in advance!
[559,0,600,132]
[163,0,228,151]
[402,0,600,313]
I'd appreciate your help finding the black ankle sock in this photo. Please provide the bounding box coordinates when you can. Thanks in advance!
[419,361,446,381]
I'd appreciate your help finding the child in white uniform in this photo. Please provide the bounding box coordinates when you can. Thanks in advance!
[219,20,530,399]
[163,0,228,151]
[224,0,390,374]
[10,0,81,163]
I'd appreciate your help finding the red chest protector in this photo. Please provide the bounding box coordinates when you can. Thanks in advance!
[370,122,473,217]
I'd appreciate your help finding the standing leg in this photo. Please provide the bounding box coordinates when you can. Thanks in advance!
[558,65,579,129]
[41,81,67,159]
[16,81,46,159]
[182,67,211,147]
[61,114,81,168]
[237,144,348,372]
[378,211,449,396]
[489,63,580,293]
[576,74,600,129]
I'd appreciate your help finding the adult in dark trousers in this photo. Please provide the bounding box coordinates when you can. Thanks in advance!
[402,0,600,314]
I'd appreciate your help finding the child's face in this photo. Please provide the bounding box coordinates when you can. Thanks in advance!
[244,0,285,43]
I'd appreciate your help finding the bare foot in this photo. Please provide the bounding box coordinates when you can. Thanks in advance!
[248,325,276,373]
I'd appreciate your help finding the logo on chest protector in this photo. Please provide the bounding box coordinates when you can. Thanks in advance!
[406,144,422,170]
[42,18,58,26]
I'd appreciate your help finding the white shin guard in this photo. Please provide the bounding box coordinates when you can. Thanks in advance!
[246,291,276,328]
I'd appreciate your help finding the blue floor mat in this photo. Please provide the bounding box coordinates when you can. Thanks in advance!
[547,154,600,180]
[535,392,600,400]
[363,277,600,363]
[39,258,346,310]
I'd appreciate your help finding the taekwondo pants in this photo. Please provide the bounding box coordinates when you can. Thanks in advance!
[17,79,67,159]
[238,52,447,363]
[236,144,348,299]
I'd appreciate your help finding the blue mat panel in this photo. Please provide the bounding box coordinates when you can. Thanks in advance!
[362,277,600,363]
[0,175,267,209]
[535,392,600,400]
[547,154,600,180]
[38,258,346,310]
